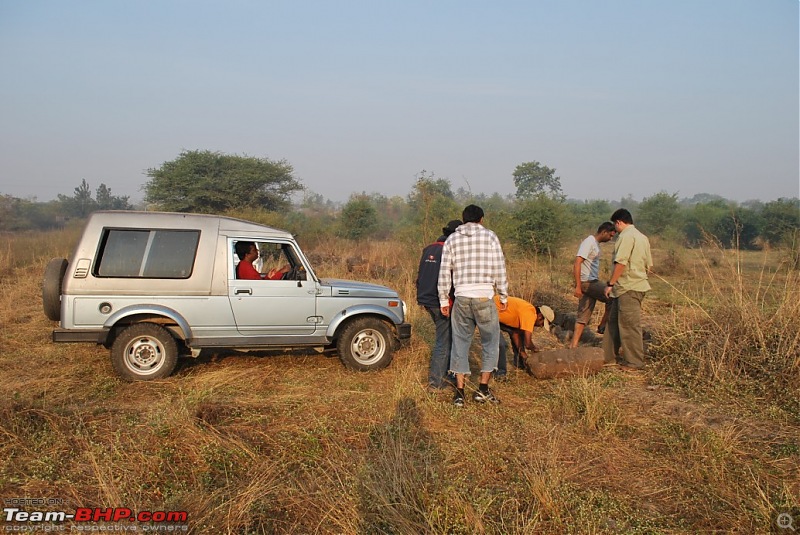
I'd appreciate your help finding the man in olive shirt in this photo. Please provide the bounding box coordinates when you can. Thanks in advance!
[603,209,653,370]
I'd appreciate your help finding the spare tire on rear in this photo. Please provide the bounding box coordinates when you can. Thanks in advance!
[43,258,68,321]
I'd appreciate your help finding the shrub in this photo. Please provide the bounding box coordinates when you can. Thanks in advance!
[513,195,574,256]
[338,196,379,240]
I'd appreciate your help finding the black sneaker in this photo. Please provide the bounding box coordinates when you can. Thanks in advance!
[453,392,465,407]
[472,389,499,404]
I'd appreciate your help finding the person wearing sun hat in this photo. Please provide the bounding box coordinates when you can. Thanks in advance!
[493,296,556,371]
[416,219,462,390]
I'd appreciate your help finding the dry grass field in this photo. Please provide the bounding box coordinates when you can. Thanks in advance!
[0,227,798,534]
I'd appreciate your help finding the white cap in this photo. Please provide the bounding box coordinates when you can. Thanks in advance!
[539,305,555,331]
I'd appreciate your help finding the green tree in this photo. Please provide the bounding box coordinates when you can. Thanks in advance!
[57,179,97,218]
[407,171,454,205]
[681,192,726,206]
[300,191,336,214]
[0,195,67,230]
[513,194,573,255]
[513,161,563,200]
[145,150,301,213]
[760,198,800,246]
[616,194,640,212]
[474,193,516,243]
[369,193,407,238]
[685,200,727,245]
[0,194,24,230]
[731,206,762,250]
[407,171,459,243]
[96,183,132,210]
[637,191,682,235]
[685,200,761,249]
[570,199,614,234]
[339,195,379,240]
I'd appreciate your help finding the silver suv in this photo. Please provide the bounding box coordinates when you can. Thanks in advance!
[43,211,411,380]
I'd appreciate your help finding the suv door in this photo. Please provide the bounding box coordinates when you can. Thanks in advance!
[228,239,318,336]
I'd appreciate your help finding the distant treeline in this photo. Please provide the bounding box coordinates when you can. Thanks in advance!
[2,180,797,256]
[2,151,797,261]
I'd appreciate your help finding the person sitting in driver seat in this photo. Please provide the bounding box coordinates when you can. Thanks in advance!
[235,241,289,280]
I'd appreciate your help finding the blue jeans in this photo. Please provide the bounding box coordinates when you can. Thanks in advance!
[498,324,523,370]
[425,306,454,388]
[497,333,507,377]
[449,297,500,376]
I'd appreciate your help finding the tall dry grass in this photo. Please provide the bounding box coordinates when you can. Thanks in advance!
[0,229,798,533]
[648,245,800,419]
[0,226,79,274]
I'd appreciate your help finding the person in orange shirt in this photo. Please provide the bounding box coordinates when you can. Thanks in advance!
[493,296,555,370]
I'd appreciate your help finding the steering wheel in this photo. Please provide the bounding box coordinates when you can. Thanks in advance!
[281,265,304,281]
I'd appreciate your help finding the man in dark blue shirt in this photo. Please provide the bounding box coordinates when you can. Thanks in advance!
[416,219,461,390]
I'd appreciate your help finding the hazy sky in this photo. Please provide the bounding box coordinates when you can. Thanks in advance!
[1,0,798,204]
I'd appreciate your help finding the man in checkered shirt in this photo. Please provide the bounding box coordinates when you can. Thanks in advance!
[438,204,509,406]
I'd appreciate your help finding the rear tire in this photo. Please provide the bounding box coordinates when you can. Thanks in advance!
[42,258,68,321]
[336,317,394,371]
[111,323,178,381]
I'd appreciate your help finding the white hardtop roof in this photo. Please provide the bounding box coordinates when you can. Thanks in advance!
[89,210,293,239]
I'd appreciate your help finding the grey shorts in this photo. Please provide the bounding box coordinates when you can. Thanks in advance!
[577,280,609,325]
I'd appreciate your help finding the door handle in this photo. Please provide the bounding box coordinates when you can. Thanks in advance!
[234,288,252,295]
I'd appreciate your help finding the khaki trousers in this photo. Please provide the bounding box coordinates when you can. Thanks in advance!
[603,290,646,368]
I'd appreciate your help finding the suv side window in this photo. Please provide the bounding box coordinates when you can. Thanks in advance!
[232,239,307,281]
[95,229,200,278]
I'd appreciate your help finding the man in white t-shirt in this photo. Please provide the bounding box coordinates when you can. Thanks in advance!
[570,222,616,348]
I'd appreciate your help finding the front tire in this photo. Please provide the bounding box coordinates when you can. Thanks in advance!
[336,317,394,371]
[111,323,178,381]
